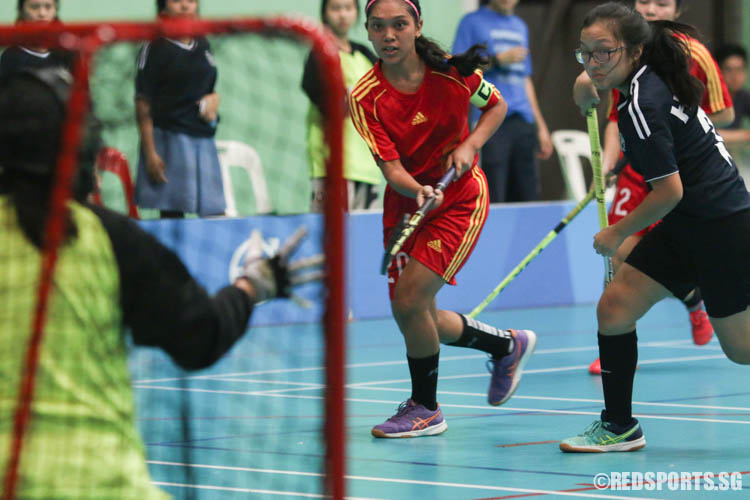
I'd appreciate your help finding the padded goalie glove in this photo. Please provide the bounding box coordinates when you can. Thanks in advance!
[240,227,325,304]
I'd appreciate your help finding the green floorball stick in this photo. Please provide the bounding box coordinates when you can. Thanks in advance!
[468,187,595,318]
[380,168,456,275]
[586,108,614,285]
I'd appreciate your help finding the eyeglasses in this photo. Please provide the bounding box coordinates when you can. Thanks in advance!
[575,46,625,64]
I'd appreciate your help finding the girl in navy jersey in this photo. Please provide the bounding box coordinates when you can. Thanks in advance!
[351,0,537,438]
[560,2,750,453]
[576,0,728,375]
[134,0,225,218]
[0,1,72,82]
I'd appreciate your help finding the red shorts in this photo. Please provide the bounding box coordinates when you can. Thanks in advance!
[384,166,489,299]
[608,164,659,237]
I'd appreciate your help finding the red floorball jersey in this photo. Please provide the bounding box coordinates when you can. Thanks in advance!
[350,61,501,228]
[607,35,732,123]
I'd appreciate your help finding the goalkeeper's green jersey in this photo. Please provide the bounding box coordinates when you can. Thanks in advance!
[1,191,255,498]
[302,41,382,185]
[0,197,169,499]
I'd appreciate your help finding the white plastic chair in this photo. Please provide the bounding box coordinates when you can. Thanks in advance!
[551,129,615,202]
[216,140,271,216]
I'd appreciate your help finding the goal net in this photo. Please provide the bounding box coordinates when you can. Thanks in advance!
[0,17,346,500]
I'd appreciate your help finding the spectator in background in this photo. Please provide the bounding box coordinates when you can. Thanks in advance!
[453,0,553,203]
[714,43,750,143]
[0,0,72,81]
[1,0,104,202]
[134,0,225,219]
[302,0,382,211]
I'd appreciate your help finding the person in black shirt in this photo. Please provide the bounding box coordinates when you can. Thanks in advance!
[134,0,225,218]
[560,2,750,453]
[0,0,72,83]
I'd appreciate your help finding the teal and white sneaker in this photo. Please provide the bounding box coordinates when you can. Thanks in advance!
[560,412,646,453]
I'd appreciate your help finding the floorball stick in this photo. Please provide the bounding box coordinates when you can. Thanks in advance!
[380,168,456,275]
[586,108,614,285]
[468,187,595,318]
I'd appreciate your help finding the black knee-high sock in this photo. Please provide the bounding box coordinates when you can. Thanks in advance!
[598,331,638,427]
[682,287,703,311]
[407,351,439,411]
[448,314,513,359]
[160,210,185,219]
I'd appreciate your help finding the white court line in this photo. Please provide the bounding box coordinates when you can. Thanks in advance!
[346,387,750,412]
[345,354,727,387]
[149,461,657,499]
[135,354,728,398]
[207,377,322,387]
[256,385,326,395]
[134,354,487,384]
[133,384,324,400]
[154,482,334,498]
[133,386,750,425]
[133,340,701,384]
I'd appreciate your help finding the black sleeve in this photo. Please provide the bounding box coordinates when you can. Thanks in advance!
[351,41,378,65]
[135,42,157,100]
[622,94,678,182]
[0,49,15,83]
[301,50,324,110]
[89,205,255,371]
[201,37,217,93]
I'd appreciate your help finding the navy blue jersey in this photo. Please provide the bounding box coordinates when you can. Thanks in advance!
[618,65,750,219]
[0,46,73,83]
[135,37,217,138]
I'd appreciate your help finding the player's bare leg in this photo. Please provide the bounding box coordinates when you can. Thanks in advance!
[372,259,447,438]
[562,264,670,452]
[590,234,641,374]
[711,308,750,364]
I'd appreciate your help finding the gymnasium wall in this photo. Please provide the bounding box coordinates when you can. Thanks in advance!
[139,199,605,325]
[0,1,468,50]
[0,0,469,216]
[1,1,745,210]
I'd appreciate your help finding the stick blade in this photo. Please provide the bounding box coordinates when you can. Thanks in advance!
[380,252,392,275]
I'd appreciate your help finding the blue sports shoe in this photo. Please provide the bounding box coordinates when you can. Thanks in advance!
[371,399,447,438]
[487,329,537,406]
[560,412,646,452]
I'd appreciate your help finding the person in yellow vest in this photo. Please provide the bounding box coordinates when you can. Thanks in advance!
[0,68,322,499]
[302,0,383,211]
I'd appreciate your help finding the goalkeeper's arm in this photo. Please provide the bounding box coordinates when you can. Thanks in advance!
[90,206,318,370]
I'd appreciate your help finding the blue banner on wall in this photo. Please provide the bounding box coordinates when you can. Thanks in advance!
[139,201,604,326]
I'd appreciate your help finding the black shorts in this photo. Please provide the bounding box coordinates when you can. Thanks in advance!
[625,209,750,318]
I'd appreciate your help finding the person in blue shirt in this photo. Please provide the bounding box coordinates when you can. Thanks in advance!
[559,2,750,453]
[453,0,553,202]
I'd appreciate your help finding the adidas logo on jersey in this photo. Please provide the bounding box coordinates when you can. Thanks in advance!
[411,112,428,125]
[427,239,442,252]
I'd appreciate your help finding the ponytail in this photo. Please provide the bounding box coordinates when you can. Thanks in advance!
[0,71,78,249]
[415,38,488,76]
[583,2,703,109]
[0,171,75,249]
[642,21,703,109]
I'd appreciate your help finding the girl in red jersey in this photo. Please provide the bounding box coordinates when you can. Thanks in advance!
[350,0,537,438]
[573,0,733,373]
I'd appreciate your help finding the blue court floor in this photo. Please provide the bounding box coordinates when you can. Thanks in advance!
[132,298,750,499]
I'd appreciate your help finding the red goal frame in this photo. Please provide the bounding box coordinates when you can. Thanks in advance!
[0,17,347,500]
